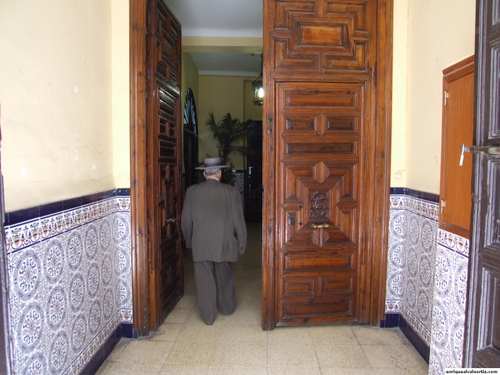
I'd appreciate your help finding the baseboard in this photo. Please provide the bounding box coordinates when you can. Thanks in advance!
[380,313,399,328]
[398,315,430,363]
[121,322,139,338]
[380,313,429,363]
[80,325,122,375]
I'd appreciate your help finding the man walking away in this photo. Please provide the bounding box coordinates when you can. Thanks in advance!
[181,157,247,325]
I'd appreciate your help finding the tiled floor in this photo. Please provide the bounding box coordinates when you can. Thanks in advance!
[96,222,429,375]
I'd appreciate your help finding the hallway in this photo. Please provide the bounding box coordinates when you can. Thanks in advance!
[96,222,428,375]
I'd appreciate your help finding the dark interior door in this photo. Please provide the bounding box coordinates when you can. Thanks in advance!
[464,0,500,367]
[262,0,392,328]
[146,0,184,329]
[245,121,262,222]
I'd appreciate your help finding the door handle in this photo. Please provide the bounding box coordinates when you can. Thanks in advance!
[166,217,178,223]
[460,144,500,165]
[311,223,330,229]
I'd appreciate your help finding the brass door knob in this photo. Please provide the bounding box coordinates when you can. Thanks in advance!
[311,223,330,229]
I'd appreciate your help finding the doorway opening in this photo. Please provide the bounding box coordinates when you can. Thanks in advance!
[131,0,392,335]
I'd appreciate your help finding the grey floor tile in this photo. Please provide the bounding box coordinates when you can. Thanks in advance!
[362,343,428,369]
[315,343,372,369]
[97,223,429,375]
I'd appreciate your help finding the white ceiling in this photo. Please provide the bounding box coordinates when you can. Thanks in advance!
[163,0,263,76]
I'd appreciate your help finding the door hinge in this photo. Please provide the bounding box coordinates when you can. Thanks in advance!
[444,91,449,106]
[440,199,446,214]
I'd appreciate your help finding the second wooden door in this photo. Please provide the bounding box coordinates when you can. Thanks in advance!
[262,0,392,328]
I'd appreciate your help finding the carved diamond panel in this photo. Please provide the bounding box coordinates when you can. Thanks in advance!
[282,161,358,248]
[272,0,371,74]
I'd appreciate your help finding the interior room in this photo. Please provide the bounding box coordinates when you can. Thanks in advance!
[0,1,484,374]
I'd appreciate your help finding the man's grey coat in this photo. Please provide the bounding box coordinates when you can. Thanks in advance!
[181,179,247,262]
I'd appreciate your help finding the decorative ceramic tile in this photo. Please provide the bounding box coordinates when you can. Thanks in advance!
[5,196,131,375]
[437,229,470,257]
[428,230,469,375]
[388,193,470,374]
[387,194,438,346]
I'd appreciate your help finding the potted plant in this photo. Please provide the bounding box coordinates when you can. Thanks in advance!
[205,112,251,184]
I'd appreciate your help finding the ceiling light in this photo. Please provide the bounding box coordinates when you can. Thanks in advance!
[252,54,264,106]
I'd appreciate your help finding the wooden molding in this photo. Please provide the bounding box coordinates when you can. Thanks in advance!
[130,0,150,337]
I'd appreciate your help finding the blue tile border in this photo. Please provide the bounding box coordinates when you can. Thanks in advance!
[4,188,131,226]
[380,313,399,328]
[121,322,139,338]
[116,188,131,196]
[390,188,439,203]
[390,187,407,195]
[80,325,122,375]
[399,314,430,363]
[6,206,40,227]
[381,314,429,363]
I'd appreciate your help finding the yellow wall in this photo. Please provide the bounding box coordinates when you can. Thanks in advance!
[112,0,130,189]
[390,0,409,187]
[0,0,477,213]
[404,0,475,194]
[197,75,262,170]
[0,0,126,212]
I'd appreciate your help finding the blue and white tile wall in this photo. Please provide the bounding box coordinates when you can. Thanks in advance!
[386,189,470,374]
[387,190,439,347]
[429,230,469,374]
[3,191,132,375]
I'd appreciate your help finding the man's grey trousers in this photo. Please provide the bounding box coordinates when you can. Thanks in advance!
[193,261,237,325]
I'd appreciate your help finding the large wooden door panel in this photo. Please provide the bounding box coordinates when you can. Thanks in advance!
[263,0,392,329]
[130,0,183,335]
[271,1,373,75]
[146,0,183,329]
[277,80,363,325]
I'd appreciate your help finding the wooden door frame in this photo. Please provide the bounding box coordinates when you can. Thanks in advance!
[131,0,394,334]
[130,0,150,337]
[0,117,13,375]
[261,0,393,330]
[464,0,500,366]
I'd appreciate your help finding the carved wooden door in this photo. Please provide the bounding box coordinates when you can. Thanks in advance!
[464,0,500,367]
[262,0,392,328]
[146,0,183,329]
